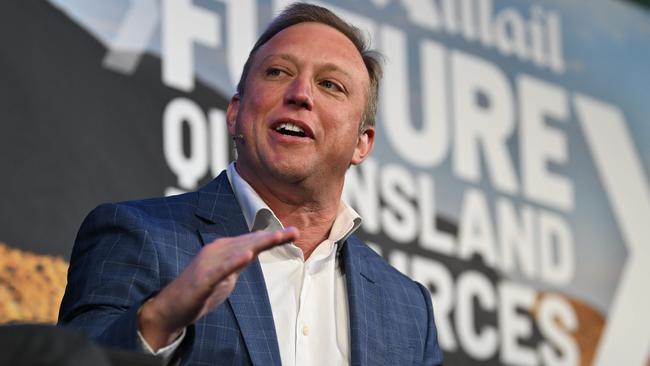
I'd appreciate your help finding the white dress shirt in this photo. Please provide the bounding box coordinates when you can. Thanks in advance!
[138,163,362,366]
[227,163,361,366]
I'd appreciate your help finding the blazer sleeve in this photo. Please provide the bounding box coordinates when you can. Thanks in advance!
[58,203,179,352]
[416,281,444,366]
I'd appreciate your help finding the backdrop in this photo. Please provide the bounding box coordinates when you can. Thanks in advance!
[1,0,649,365]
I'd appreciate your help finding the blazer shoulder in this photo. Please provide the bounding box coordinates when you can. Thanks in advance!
[116,190,199,216]
[83,191,199,227]
[84,170,232,229]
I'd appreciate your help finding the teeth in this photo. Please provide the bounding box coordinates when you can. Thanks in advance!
[276,122,305,134]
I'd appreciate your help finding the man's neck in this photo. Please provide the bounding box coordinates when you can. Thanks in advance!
[236,164,343,259]
[272,202,338,259]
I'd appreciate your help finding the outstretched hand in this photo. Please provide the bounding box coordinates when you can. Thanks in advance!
[138,227,299,350]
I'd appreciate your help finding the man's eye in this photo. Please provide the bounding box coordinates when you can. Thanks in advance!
[321,80,342,92]
[266,68,283,77]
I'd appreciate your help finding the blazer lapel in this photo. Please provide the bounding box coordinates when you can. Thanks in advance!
[195,172,282,366]
[343,236,386,366]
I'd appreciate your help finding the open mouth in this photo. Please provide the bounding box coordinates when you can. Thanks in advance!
[274,122,308,138]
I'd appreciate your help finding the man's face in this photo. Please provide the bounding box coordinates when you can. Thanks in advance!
[227,22,374,189]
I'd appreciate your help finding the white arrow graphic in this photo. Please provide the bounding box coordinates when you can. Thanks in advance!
[102,0,159,74]
[575,93,650,366]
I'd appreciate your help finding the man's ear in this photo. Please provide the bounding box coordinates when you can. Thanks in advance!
[351,126,375,165]
[226,94,240,135]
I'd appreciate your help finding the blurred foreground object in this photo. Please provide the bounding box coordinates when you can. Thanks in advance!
[0,324,163,366]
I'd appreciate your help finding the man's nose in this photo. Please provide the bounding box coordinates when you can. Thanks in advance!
[284,76,313,110]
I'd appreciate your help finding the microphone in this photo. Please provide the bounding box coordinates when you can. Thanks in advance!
[232,134,245,143]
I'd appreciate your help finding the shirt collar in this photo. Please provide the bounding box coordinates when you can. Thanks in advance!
[225,162,362,245]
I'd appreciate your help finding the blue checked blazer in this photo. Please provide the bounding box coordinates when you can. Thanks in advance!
[58,171,443,365]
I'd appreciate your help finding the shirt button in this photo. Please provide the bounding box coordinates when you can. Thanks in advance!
[302,324,310,336]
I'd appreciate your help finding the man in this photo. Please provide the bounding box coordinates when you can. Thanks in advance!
[59,3,443,365]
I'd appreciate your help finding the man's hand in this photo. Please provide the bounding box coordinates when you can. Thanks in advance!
[138,227,299,351]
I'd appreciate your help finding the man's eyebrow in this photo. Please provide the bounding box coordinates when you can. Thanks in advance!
[258,53,297,66]
[319,63,354,81]
[261,53,355,81]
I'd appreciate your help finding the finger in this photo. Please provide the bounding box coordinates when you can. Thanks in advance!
[213,249,254,284]
[208,228,297,282]
[242,227,300,254]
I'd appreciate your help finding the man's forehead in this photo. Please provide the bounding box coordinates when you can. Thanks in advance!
[254,22,368,76]
[264,21,354,47]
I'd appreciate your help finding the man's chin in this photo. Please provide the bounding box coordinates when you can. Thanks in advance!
[266,163,311,184]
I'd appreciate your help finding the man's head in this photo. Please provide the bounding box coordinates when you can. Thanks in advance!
[236,3,383,131]
[226,3,382,193]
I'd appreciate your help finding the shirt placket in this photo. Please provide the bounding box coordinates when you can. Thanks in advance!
[295,259,313,366]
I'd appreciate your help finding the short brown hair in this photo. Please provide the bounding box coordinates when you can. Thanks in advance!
[236,3,383,131]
